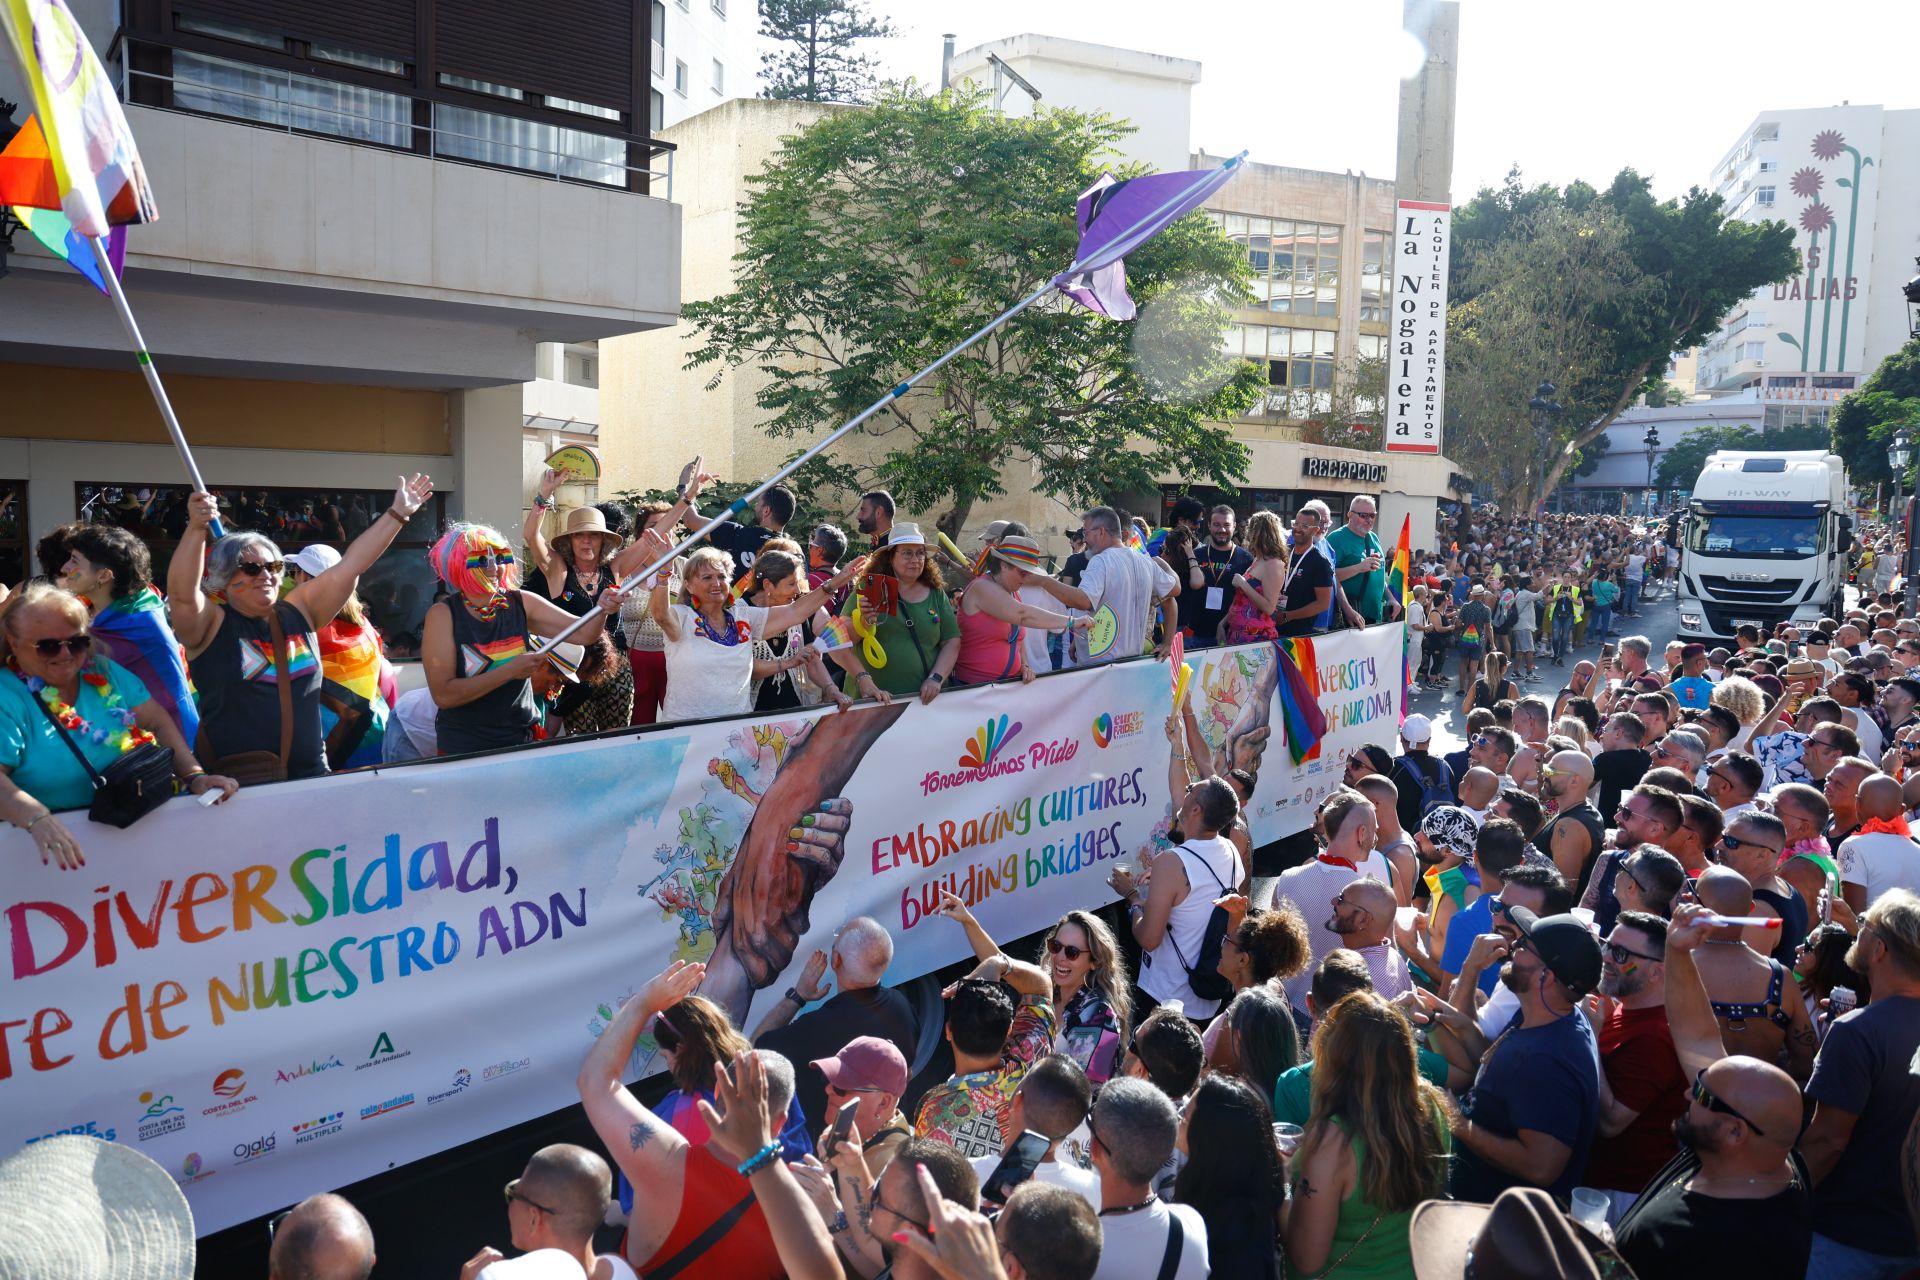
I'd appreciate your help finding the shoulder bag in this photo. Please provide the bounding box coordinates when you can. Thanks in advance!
[199,606,295,784]
[31,679,176,829]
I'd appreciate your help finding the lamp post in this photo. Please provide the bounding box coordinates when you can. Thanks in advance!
[1643,425,1662,517]
[1893,427,1913,616]
[1528,381,1564,511]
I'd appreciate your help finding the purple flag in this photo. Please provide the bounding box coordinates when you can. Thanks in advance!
[1054,154,1245,319]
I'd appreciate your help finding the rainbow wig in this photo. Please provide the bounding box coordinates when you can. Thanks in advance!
[430,523,520,602]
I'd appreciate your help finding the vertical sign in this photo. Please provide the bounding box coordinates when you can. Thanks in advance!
[1387,199,1451,455]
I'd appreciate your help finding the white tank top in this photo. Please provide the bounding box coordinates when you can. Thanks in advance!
[1140,834,1243,1020]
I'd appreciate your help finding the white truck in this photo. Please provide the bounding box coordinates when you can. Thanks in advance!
[1676,449,1854,642]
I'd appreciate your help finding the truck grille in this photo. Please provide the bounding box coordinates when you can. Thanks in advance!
[1697,575,1800,605]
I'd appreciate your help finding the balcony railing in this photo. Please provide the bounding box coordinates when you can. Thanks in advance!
[110,32,673,198]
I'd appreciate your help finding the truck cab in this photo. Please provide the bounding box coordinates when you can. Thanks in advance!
[1676,450,1853,642]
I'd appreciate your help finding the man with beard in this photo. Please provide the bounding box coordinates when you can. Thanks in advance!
[854,490,895,550]
[1324,876,1408,999]
[1584,912,1688,1220]
[1614,903,1811,1278]
[1181,504,1250,649]
[1417,906,1601,1203]
[1536,750,1607,896]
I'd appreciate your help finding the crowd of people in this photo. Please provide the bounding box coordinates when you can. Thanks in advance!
[16,465,1920,1279]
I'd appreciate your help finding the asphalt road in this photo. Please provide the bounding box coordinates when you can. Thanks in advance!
[1408,579,1684,760]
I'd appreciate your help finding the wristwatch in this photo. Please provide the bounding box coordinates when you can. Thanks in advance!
[784,987,808,1006]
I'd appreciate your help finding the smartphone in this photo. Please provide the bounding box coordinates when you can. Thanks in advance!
[824,1098,860,1157]
[1599,642,1615,661]
[980,1129,1051,1205]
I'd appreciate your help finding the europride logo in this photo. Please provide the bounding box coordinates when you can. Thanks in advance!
[137,1090,187,1142]
[360,1093,415,1121]
[959,715,1022,769]
[427,1069,473,1106]
[293,1112,345,1145]
[1092,711,1144,747]
[275,1055,345,1084]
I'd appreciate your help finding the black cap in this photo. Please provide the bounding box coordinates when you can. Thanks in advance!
[1507,907,1603,997]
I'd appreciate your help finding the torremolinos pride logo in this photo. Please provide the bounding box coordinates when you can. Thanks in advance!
[958,715,1022,769]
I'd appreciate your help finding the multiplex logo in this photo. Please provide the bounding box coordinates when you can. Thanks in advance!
[275,1055,345,1085]
[293,1112,345,1145]
[359,1093,415,1120]
[232,1133,277,1164]
[1092,711,1144,747]
[958,715,1022,769]
[356,1032,412,1071]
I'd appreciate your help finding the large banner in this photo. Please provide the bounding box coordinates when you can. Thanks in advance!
[0,626,1403,1235]
[1386,198,1451,456]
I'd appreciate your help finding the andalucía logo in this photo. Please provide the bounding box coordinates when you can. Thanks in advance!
[202,1069,259,1118]
[176,1152,214,1185]
[137,1091,187,1142]
[356,1032,412,1071]
[483,1058,531,1082]
[293,1112,345,1145]
[359,1093,415,1121]
[959,715,1022,770]
[427,1069,473,1106]
[232,1133,277,1165]
[275,1055,345,1084]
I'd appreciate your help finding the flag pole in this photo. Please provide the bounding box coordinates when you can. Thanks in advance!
[534,152,1248,654]
[88,236,225,538]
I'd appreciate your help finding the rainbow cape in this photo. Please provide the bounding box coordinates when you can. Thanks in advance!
[1274,636,1327,766]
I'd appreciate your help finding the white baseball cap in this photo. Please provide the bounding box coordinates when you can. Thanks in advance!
[286,544,343,577]
[1401,714,1433,745]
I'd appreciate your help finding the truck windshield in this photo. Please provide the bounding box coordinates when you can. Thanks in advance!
[1687,513,1823,557]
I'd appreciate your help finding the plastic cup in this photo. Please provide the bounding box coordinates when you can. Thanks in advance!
[1272,1123,1304,1157]
[1570,1187,1610,1232]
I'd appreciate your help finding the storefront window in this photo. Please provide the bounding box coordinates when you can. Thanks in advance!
[74,483,446,657]
[0,482,24,586]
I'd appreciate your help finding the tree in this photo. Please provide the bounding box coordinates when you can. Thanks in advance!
[1300,353,1386,450]
[1444,168,1799,512]
[759,0,896,104]
[1829,334,1920,489]
[683,88,1262,537]
[1655,421,1831,490]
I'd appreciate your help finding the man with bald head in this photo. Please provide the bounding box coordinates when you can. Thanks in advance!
[1614,902,1811,1272]
[1326,875,1408,999]
[1836,772,1920,915]
[462,1145,630,1280]
[1536,750,1606,895]
[753,915,918,1126]
[1823,754,1875,848]
[1716,811,1805,966]
[1800,889,1920,1275]
[268,1194,374,1280]
[1689,867,1816,1082]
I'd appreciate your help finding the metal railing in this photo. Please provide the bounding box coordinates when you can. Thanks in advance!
[110,34,673,200]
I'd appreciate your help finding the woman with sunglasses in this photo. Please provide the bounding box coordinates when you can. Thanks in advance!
[167,477,433,780]
[1,583,237,869]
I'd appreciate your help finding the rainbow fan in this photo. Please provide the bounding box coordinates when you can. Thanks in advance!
[814,615,858,653]
[959,714,1023,769]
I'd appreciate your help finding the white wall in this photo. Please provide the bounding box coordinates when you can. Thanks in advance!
[652,0,759,129]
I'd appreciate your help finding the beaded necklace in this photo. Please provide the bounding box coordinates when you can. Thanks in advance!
[694,606,746,647]
[28,670,157,752]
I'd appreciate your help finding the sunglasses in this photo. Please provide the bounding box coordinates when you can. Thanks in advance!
[1353,511,1377,522]
[1721,833,1781,857]
[1692,1068,1766,1135]
[1806,738,1844,752]
[30,634,92,657]
[1488,896,1510,918]
[233,560,285,578]
[1604,939,1661,965]
[1046,938,1088,962]
[505,1178,558,1215]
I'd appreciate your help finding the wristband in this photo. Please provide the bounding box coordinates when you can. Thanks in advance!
[534,495,555,510]
[783,987,807,1006]
[737,1141,781,1177]
[386,506,410,525]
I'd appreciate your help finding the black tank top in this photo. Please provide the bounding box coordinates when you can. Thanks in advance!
[195,601,326,778]
[1534,801,1608,895]
[434,594,539,755]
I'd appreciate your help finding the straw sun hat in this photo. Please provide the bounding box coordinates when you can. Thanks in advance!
[0,1136,195,1279]
[557,506,623,555]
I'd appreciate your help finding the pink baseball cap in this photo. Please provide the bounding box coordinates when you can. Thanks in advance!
[811,1037,908,1096]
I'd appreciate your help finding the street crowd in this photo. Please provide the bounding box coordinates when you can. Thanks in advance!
[11,465,1920,1280]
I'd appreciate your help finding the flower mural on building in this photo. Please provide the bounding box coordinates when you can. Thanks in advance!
[1778,125,1877,372]
[1811,130,1847,161]
[1789,167,1824,199]
[1799,203,1834,236]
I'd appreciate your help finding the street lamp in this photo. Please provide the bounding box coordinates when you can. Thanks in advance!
[1895,426,1915,616]
[1643,425,1662,517]
[1528,381,1564,510]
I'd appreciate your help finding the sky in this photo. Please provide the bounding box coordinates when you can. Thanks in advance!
[845,0,1915,201]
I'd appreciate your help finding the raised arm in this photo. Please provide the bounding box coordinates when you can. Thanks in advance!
[610,458,713,581]
[522,468,568,593]
[287,475,433,629]
[965,578,1075,632]
[765,555,869,634]
[1662,904,1728,1075]
[1026,569,1093,613]
[934,890,1002,962]
[524,586,612,646]
[166,492,223,655]
[699,1051,846,1280]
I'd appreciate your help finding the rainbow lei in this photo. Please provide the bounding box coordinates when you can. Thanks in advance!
[29,671,157,752]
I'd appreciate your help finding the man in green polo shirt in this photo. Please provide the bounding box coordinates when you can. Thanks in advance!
[1327,497,1398,625]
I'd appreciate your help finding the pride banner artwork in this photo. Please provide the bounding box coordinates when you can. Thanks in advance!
[0,626,1402,1235]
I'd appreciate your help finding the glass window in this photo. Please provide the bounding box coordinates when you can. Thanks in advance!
[176,51,410,146]
[546,94,622,121]
[650,88,664,131]
[564,342,600,387]
[435,103,627,186]
[74,483,448,657]
[675,60,688,95]
[0,482,24,587]
[712,59,724,93]
[175,14,285,50]
[1246,234,1270,275]
[309,43,408,76]
[440,73,525,100]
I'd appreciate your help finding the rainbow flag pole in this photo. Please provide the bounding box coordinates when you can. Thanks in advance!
[1388,514,1412,722]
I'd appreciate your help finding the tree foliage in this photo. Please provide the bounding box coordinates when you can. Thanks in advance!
[1300,354,1387,451]
[1655,421,1831,490]
[1829,334,1920,489]
[759,0,896,104]
[683,88,1262,536]
[1444,168,1799,512]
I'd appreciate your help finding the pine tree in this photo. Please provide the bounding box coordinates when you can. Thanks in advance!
[759,0,896,103]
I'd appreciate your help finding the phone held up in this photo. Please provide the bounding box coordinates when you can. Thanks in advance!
[980,1129,1051,1206]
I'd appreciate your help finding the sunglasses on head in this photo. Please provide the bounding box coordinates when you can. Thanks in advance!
[31,634,92,658]
[233,560,285,579]
[1046,938,1088,962]
[1692,1067,1766,1135]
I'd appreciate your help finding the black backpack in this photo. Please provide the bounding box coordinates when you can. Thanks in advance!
[1394,753,1455,819]
[1166,844,1236,1003]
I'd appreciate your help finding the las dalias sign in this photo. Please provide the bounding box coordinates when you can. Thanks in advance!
[0,627,1404,1234]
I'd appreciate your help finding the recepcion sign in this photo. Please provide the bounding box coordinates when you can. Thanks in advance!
[1387,199,1451,456]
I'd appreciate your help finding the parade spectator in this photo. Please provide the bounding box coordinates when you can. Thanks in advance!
[1284,992,1452,1279]
[1585,911,1687,1217]
[1222,511,1286,645]
[525,470,626,614]
[0,583,236,868]
[269,1193,376,1280]
[1537,750,1606,894]
[1088,1079,1210,1280]
[58,522,197,743]
[1591,711,1650,817]
[1715,811,1809,964]
[1432,818,1529,1001]
[752,916,917,1128]
[968,1054,1098,1208]
[422,523,615,756]
[1031,507,1178,663]
[1217,903,1314,1001]
[743,549,848,713]
[804,1035,912,1183]
[915,950,1056,1159]
[997,1182,1102,1280]
[1209,983,1300,1100]
[1275,787,1393,1016]
[953,534,1082,685]
[854,490,895,549]
[1328,496,1394,626]
[167,476,431,779]
[1455,584,1493,688]
[827,525,955,702]
[1325,875,1410,1000]
[286,545,395,767]
[1705,749,1764,817]
[1389,713,1454,833]
[1173,1074,1285,1279]
[1837,772,1920,914]
[1110,776,1244,1023]
[463,1145,634,1280]
[1463,649,1519,717]
[1689,867,1817,1082]
[1123,1005,1205,1107]
[1794,923,1869,1020]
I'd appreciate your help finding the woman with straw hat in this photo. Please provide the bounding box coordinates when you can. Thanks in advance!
[525,468,625,618]
[952,532,1088,687]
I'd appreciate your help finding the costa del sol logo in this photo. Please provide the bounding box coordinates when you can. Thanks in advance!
[959,715,1023,770]
[212,1070,245,1099]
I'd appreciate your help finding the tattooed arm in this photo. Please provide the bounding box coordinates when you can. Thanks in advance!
[1282,1120,1355,1275]
[578,960,704,1263]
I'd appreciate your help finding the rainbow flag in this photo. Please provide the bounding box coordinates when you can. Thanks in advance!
[1388,514,1412,715]
[7,188,124,291]
[1274,637,1327,766]
[0,5,158,236]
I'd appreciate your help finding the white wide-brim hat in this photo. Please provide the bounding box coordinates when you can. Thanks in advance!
[0,1136,195,1279]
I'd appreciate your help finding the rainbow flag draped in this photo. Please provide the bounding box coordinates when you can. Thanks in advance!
[1274,637,1328,766]
[0,2,158,236]
[1388,514,1412,718]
